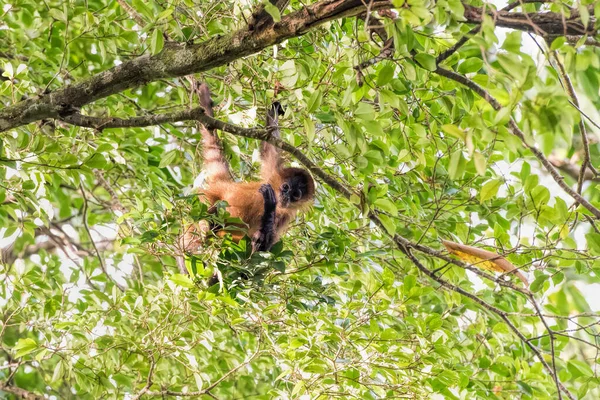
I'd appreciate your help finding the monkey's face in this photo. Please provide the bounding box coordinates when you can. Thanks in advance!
[278,167,315,208]
[280,175,308,207]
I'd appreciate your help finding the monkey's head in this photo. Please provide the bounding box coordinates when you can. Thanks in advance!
[279,168,315,209]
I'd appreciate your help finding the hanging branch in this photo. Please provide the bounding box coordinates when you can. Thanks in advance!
[550,50,599,193]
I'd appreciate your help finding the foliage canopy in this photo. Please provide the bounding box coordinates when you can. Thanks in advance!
[1,0,600,399]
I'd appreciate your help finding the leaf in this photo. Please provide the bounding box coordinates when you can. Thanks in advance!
[586,233,600,255]
[473,152,486,176]
[2,62,13,78]
[377,214,396,235]
[568,360,593,378]
[22,180,36,190]
[159,150,179,168]
[458,58,483,74]
[414,53,437,71]
[14,338,38,358]
[448,150,463,180]
[84,153,108,169]
[151,29,165,55]
[377,64,395,86]
[479,179,501,202]
[306,88,322,113]
[263,1,281,22]
[354,102,375,120]
[374,198,397,214]
[442,124,465,140]
[170,274,195,288]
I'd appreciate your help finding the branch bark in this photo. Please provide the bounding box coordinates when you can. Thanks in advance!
[1,1,596,133]
[0,0,392,133]
[0,383,45,400]
[463,4,595,36]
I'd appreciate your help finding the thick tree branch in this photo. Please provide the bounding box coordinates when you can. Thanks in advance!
[62,108,205,130]
[61,104,566,395]
[0,0,393,133]
[248,0,291,31]
[463,4,595,36]
[2,1,596,133]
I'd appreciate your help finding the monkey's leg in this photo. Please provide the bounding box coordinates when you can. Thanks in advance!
[260,101,286,180]
[195,82,233,183]
[252,184,277,252]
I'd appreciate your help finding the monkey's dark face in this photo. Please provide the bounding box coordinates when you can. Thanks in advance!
[278,167,315,208]
[280,175,308,207]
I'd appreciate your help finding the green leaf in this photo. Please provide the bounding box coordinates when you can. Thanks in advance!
[568,360,593,378]
[458,58,483,74]
[586,233,600,255]
[14,338,38,358]
[377,214,396,235]
[151,29,165,55]
[377,64,395,86]
[442,124,465,140]
[22,180,36,190]
[306,88,322,113]
[84,153,107,169]
[414,53,437,71]
[479,179,501,202]
[473,152,486,176]
[159,150,179,168]
[354,102,375,120]
[448,150,464,180]
[170,274,195,288]
[263,1,281,22]
[374,198,397,214]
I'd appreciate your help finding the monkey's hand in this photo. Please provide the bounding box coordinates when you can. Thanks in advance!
[259,184,277,211]
[252,184,277,252]
[252,228,275,252]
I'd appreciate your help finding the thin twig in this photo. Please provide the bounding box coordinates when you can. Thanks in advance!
[79,183,125,291]
[131,356,156,400]
[550,50,599,193]
[116,0,146,27]
[145,342,263,397]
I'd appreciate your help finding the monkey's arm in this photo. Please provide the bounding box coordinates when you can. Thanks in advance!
[251,184,278,252]
[196,82,233,183]
[260,102,285,180]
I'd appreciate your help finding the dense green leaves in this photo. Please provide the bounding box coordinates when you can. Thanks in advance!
[1,0,600,399]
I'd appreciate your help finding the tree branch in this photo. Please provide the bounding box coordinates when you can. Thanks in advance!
[0,383,45,400]
[463,4,595,36]
[116,0,146,27]
[550,50,599,191]
[0,0,393,133]
[2,1,596,133]
[60,108,531,294]
[145,345,262,397]
[549,157,600,183]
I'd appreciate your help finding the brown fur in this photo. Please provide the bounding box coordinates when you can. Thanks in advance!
[178,83,314,272]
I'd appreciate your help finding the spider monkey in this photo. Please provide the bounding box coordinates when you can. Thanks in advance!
[178,83,315,274]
